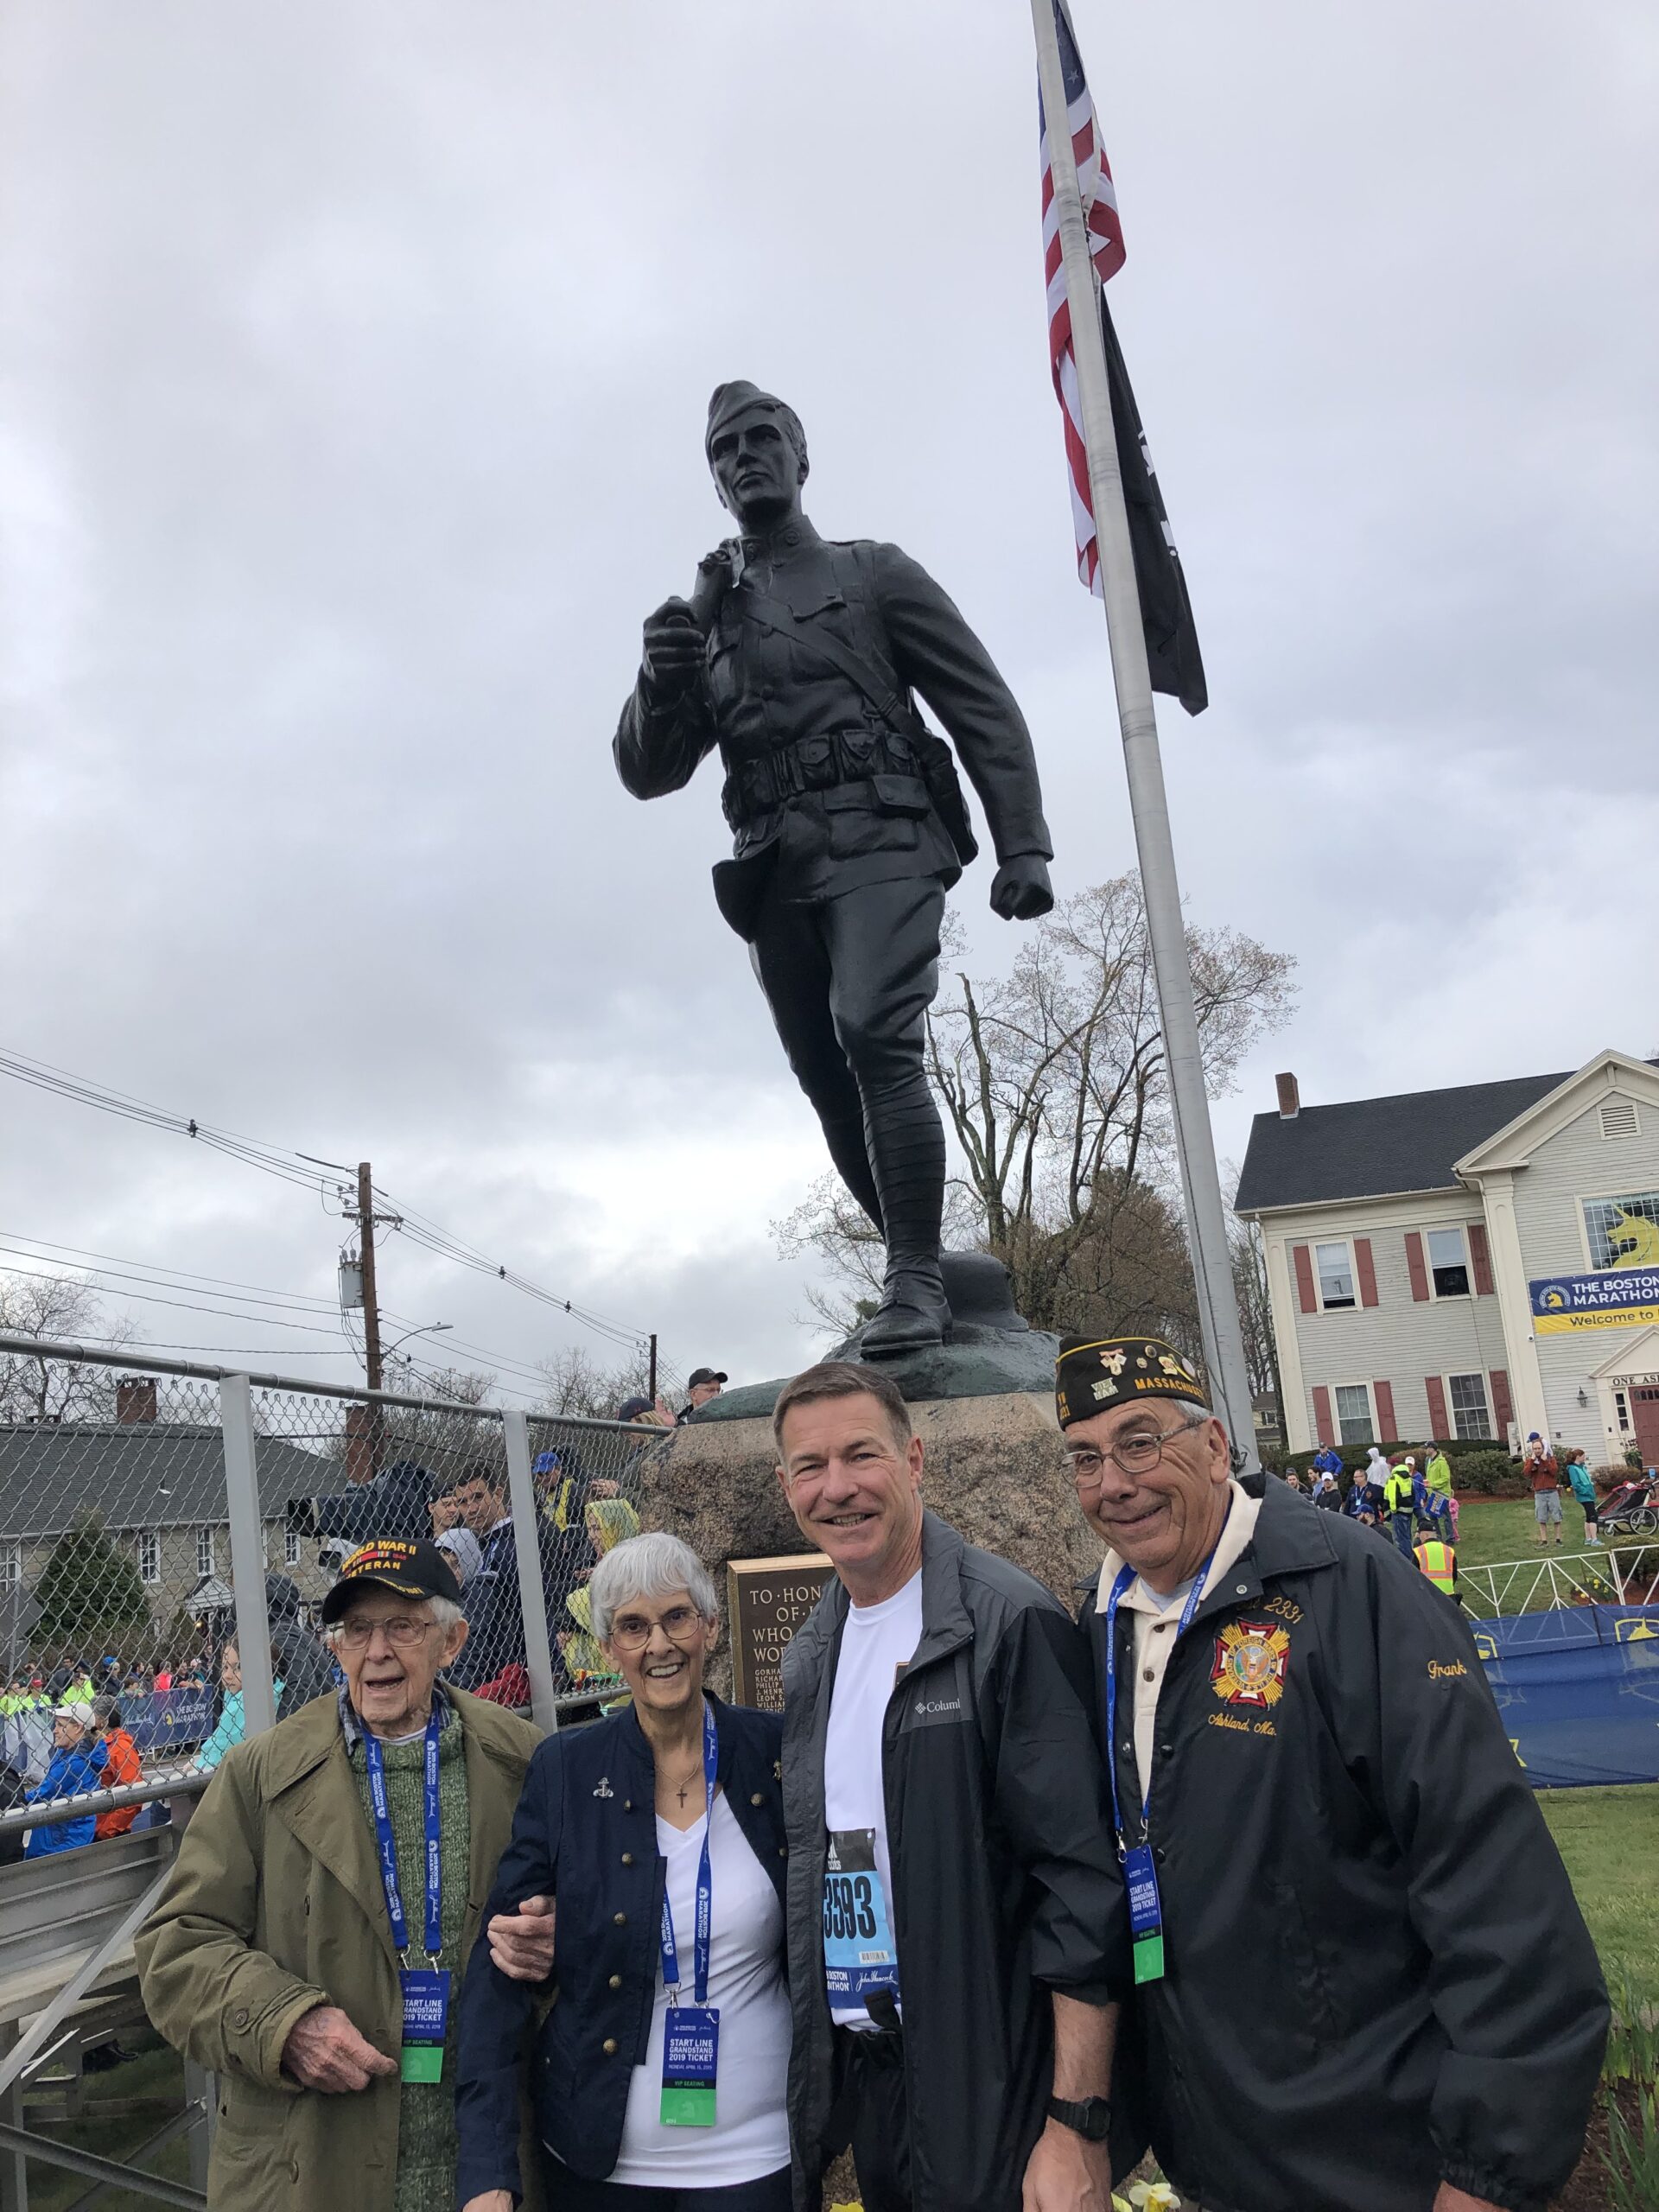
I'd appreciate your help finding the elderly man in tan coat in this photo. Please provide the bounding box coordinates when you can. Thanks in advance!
[137,1538,554,2212]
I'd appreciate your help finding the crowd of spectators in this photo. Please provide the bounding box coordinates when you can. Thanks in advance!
[0,1362,732,1865]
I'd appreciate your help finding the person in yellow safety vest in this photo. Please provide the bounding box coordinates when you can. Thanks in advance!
[1414,1534,1459,1603]
[1382,1462,1417,1562]
[1426,1445,1457,1539]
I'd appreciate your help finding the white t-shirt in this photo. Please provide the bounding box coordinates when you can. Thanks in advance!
[823,1569,924,2030]
[609,1790,791,2183]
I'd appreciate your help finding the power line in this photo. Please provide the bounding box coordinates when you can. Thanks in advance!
[0,1261,360,1339]
[0,1233,342,1310]
[0,1243,338,1320]
[0,1229,615,1398]
[0,1044,667,1363]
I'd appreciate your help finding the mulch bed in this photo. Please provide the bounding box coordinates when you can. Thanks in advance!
[1554,2082,1642,2210]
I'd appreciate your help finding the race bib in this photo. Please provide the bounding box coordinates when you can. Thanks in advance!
[823,1827,899,2007]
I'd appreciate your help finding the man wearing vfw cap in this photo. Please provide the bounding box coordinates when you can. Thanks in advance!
[615,383,1054,1357]
[1055,1334,1608,2212]
[137,1539,553,2212]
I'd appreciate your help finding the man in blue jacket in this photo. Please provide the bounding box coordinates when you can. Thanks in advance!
[24,1700,106,1858]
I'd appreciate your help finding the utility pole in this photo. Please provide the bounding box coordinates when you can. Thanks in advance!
[343,1161,401,1477]
[356,1160,384,1394]
[648,1333,658,1406]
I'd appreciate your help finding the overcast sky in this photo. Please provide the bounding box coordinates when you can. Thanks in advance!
[1,0,1654,1406]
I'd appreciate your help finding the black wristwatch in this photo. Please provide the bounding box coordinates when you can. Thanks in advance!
[1046,2094,1112,2142]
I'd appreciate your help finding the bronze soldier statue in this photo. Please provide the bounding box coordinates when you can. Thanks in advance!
[615,382,1054,1355]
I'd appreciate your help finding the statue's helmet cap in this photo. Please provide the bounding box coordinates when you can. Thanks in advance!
[705,381,805,458]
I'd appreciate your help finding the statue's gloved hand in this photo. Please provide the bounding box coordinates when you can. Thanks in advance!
[989,855,1054,921]
[641,597,704,696]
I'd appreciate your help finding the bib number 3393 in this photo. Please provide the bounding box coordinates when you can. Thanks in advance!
[823,1827,899,2006]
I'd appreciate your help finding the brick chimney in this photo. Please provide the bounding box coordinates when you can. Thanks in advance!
[1275,1071,1300,1121]
[116,1377,158,1425]
[344,1404,376,1484]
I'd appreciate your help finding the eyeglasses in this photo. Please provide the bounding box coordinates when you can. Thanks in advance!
[332,1616,441,1650]
[1066,1414,1207,1490]
[607,1604,706,1652]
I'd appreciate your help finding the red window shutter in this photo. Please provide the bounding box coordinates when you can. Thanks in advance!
[1425,1376,1450,1438]
[1373,1380,1397,1441]
[1312,1385,1334,1446]
[1404,1231,1430,1303]
[1354,1238,1379,1307]
[1489,1369,1513,1436]
[1293,1244,1318,1314]
[1467,1222,1495,1298]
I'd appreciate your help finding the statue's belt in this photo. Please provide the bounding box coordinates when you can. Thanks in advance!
[715,594,978,864]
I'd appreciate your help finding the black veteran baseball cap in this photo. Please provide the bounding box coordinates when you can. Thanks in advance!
[1055,1334,1208,1429]
[321,1537,462,1625]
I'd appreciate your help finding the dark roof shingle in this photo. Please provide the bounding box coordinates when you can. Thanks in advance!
[1233,1071,1575,1215]
[0,1423,342,1540]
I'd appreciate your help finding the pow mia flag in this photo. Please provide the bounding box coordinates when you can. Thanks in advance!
[1099,293,1208,717]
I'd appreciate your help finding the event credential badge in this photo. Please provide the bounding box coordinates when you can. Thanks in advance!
[823,1828,899,2009]
[661,2005,720,2126]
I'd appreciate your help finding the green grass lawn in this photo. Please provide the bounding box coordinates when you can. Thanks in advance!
[1452,1495,1659,1611]
[1539,1783,1659,2017]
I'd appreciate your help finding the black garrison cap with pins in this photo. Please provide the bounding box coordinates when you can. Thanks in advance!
[1054,1333,1208,1429]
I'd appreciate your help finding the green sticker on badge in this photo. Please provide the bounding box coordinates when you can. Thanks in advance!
[1133,1933,1166,1986]
[660,2084,717,2126]
[400,2044,444,2083]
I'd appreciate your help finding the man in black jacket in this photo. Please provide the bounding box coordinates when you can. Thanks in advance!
[616,385,1055,1356]
[1056,1332,1608,2212]
[775,1361,1130,2212]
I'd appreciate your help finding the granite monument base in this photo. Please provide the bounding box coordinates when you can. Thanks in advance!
[636,1300,1097,1698]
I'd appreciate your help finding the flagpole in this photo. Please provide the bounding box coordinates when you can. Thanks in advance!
[1031,0,1259,1471]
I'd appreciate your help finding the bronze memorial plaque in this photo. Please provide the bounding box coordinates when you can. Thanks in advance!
[727,1553,833,1711]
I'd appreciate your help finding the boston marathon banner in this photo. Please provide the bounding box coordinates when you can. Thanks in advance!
[1530,1267,1659,1335]
[1476,1605,1659,1787]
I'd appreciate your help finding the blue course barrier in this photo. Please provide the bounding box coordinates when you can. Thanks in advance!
[127,1687,215,1755]
[1,1688,215,1783]
[1474,1605,1659,1788]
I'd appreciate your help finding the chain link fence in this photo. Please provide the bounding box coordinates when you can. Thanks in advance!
[1,1338,666,1853]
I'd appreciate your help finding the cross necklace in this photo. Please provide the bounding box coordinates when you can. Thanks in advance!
[662,1757,702,1808]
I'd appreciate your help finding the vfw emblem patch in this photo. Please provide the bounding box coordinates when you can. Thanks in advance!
[1211,1620,1291,1708]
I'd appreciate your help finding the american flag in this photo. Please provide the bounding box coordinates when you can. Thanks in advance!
[1039,0,1124,594]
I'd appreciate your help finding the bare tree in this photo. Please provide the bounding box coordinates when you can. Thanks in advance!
[777,874,1295,1343]
[1227,1211,1281,1414]
[0,1273,138,1422]
[532,1344,659,1422]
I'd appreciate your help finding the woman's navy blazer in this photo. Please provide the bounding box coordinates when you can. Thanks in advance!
[454,1694,787,2199]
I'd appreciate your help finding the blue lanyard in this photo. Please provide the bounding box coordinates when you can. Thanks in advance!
[1101,1503,1230,1856]
[364,1708,443,1962]
[658,1700,719,2007]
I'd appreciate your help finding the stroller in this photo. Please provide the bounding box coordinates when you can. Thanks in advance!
[1597,1470,1659,1539]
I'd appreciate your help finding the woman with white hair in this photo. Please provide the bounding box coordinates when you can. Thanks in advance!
[455,1531,790,2212]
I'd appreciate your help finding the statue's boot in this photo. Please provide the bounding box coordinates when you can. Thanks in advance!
[858,1074,950,1357]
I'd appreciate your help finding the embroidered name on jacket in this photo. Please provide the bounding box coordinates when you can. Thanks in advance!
[1210,1620,1290,1708]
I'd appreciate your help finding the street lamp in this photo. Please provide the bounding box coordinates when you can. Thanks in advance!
[383,1322,453,1366]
